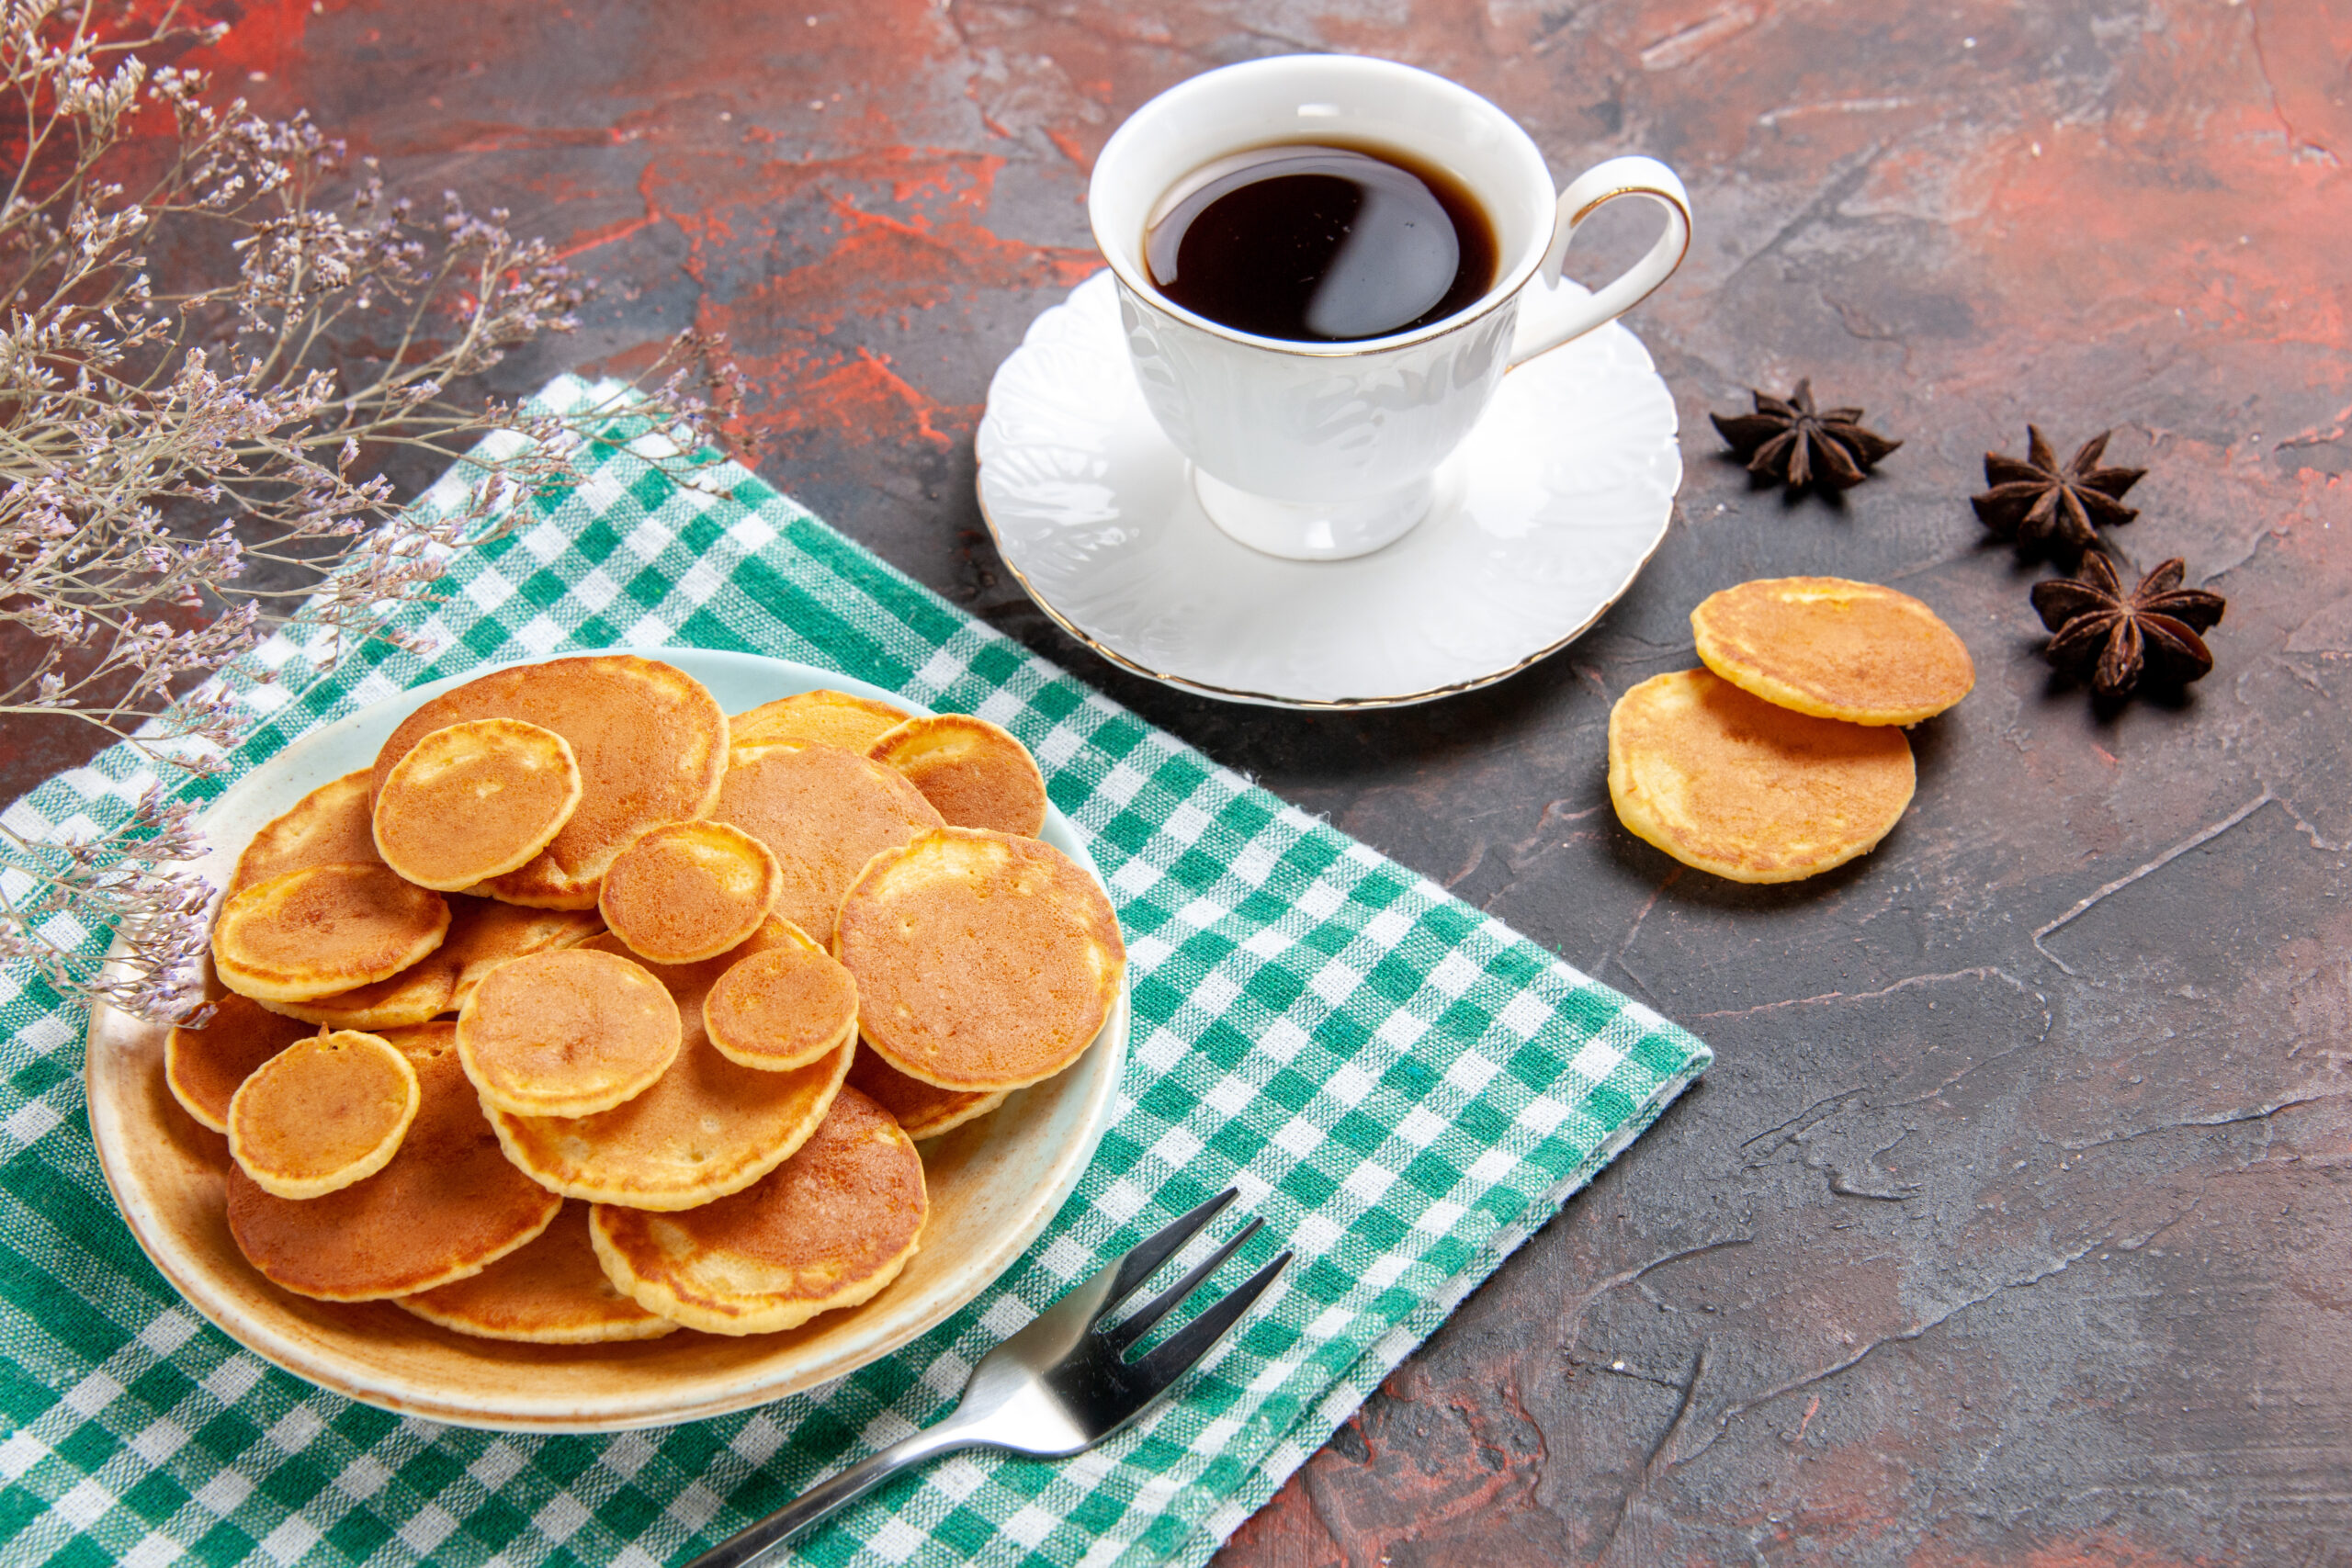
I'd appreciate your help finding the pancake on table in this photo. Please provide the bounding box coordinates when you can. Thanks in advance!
[591,1085,924,1335]
[226,1022,560,1302]
[867,714,1048,837]
[836,827,1124,1093]
[372,717,583,891]
[370,655,728,908]
[729,688,911,760]
[167,994,317,1134]
[846,1045,1004,1140]
[227,772,382,897]
[488,926,850,1211]
[1690,576,1975,727]
[398,1201,674,1343]
[701,919,858,1072]
[212,863,450,1004]
[715,741,944,942]
[457,947,682,1119]
[258,896,604,1032]
[227,1030,419,1200]
[1608,667,1917,884]
[599,819,782,964]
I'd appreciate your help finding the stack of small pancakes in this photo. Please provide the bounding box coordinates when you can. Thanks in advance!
[1608,578,1976,884]
[172,657,1124,1344]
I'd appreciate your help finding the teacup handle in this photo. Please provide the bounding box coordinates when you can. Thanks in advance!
[1507,155,1691,367]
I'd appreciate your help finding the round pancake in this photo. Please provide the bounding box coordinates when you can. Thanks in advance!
[227,772,382,897]
[1691,577,1975,727]
[212,863,450,1004]
[226,1022,561,1301]
[1608,668,1917,884]
[715,742,944,943]
[729,689,911,760]
[373,718,583,891]
[258,897,605,1031]
[257,941,457,1032]
[868,715,1048,837]
[599,820,783,964]
[457,948,682,1118]
[397,1201,674,1343]
[590,1085,924,1336]
[442,903,610,1011]
[166,994,317,1134]
[227,1030,420,1200]
[488,927,850,1210]
[836,828,1125,1093]
[702,921,858,1071]
[847,1046,1005,1140]
[371,655,728,908]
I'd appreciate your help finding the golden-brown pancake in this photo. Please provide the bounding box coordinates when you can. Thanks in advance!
[867,714,1048,837]
[444,904,608,1012]
[598,820,782,964]
[836,827,1125,1093]
[166,994,316,1134]
[702,921,857,1071]
[729,688,912,760]
[489,926,850,1210]
[211,863,450,1004]
[397,1201,675,1342]
[373,718,583,891]
[590,1086,923,1335]
[256,943,456,1032]
[227,1030,420,1200]
[227,772,383,897]
[1608,668,1917,884]
[371,655,728,908]
[258,897,605,1031]
[226,1023,561,1301]
[847,1046,1005,1140]
[456,948,681,1118]
[715,742,944,942]
[1691,577,1976,727]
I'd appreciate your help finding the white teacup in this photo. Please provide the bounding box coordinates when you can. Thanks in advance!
[1088,54,1691,562]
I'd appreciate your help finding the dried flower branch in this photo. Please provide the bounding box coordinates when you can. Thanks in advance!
[0,787,212,1020]
[0,0,744,1021]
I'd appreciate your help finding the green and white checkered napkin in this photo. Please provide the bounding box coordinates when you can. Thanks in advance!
[0,378,1709,1567]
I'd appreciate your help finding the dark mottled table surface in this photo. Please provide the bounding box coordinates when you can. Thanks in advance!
[13,2,2348,1562]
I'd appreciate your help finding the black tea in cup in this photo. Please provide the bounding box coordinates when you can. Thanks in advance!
[1143,141,1498,344]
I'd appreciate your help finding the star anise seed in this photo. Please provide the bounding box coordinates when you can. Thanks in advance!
[1973,425,2144,561]
[2030,554,2225,700]
[1712,379,1901,494]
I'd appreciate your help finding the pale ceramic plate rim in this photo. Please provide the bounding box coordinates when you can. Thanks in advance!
[82,648,1129,1431]
[974,269,1682,710]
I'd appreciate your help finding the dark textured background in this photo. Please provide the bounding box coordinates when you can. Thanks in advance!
[10,2,2349,1563]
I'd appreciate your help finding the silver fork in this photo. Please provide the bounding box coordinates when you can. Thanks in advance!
[684,1190,1291,1568]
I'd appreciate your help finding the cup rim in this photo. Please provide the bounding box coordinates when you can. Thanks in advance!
[1088,53,1555,359]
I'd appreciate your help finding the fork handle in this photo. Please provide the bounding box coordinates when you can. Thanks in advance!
[684,1425,978,1568]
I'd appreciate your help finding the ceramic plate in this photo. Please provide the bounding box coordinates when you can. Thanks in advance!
[976,270,1684,708]
[83,649,1129,1432]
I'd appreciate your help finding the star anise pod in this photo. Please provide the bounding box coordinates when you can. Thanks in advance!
[1973,426,2144,560]
[1712,379,1901,493]
[2030,555,2225,699]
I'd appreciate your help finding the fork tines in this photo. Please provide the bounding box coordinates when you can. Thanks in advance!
[1096,1188,1290,1385]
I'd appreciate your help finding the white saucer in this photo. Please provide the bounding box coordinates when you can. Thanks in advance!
[975,270,1684,709]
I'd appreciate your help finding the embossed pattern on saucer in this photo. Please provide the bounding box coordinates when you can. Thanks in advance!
[977,270,1684,708]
